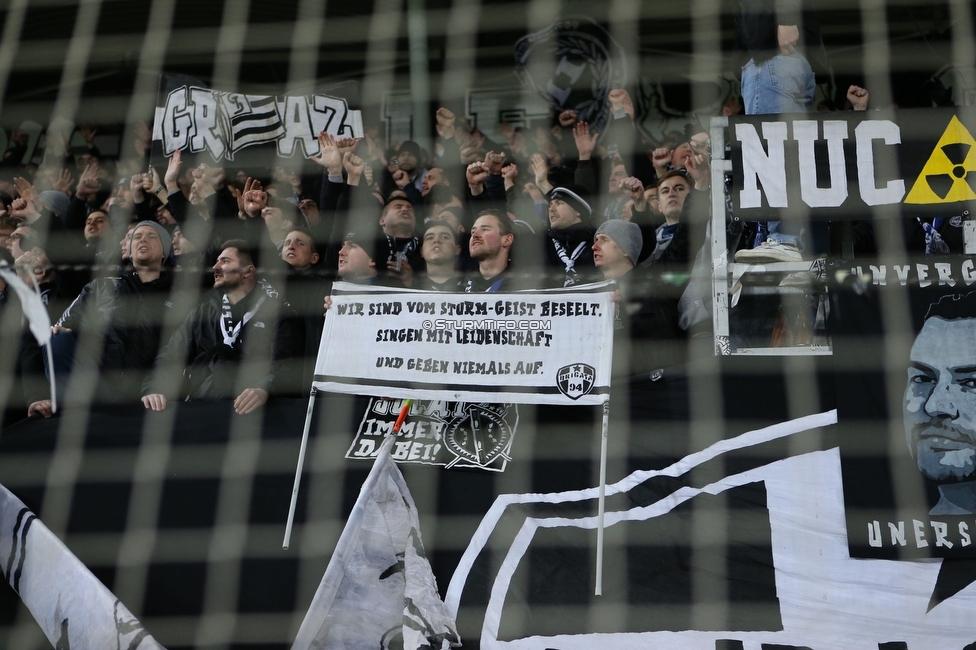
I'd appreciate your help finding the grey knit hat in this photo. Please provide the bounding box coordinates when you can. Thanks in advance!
[129,220,172,258]
[38,190,71,220]
[595,219,642,265]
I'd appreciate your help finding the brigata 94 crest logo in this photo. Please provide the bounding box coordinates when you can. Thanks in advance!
[556,363,595,400]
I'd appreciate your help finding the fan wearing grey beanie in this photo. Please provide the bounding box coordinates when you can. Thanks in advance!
[591,217,685,378]
[592,219,642,280]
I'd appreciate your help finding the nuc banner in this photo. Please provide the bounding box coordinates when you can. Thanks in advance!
[728,108,976,221]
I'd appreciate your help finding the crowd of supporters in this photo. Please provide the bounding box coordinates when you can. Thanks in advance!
[0,66,962,422]
[0,86,717,419]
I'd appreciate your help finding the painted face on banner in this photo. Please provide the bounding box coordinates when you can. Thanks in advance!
[904,317,976,484]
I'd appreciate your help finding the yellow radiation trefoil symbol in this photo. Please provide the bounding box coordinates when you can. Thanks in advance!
[905,115,976,204]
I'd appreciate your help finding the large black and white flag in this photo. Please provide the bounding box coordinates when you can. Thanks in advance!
[444,409,976,648]
[291,436,460,650]
[0,482,162,649]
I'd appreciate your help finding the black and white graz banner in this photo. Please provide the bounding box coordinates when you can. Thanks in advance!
[314,283,614,406]
[151,84,364,161]
[728,107,976,221]
[346,398,519,472]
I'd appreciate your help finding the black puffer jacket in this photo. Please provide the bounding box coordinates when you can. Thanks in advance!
[57,270,189,397]
[144,282,302,400]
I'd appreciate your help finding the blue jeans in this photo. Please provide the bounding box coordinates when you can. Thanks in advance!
[742,54,816,248]
[766,221,801,247]
[741,54,815,116]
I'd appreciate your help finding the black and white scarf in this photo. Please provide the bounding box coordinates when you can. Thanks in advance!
[385,235,419,267]
[551,239,588,287]
[219,293,266,347]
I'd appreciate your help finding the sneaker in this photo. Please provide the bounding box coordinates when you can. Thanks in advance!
[734,239,803,263]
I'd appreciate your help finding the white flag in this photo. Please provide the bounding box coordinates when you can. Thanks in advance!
[291,436,460,650]
[0,482,163,649]
[0,262,51,347]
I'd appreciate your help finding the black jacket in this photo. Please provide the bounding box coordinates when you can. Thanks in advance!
[279,265,331,391]
[144,282,302,400]
[642,222,691,271]
[57,270,189,397]
[612,270,685,377]
[734,0,829,79]
[543,223,598,287]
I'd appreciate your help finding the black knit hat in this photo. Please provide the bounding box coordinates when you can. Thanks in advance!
[550,186,592,220]
[343,231,375,256]
[398,141,422,158]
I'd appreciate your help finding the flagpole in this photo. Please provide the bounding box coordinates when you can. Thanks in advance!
[0,263,57,414]
[283,397,412,550]
[283,386,318,550]
[150,74,164,175]
[44,342,56,415]
[26,270,57,414]
[595,398,610,596]
[20,268,58,415]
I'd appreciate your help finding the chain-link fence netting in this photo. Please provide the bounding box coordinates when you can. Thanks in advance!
[0,0,975,648]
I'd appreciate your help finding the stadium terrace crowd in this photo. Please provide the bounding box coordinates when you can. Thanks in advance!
[0,69,958,422]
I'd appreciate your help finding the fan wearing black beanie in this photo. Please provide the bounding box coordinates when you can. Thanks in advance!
[543,186,598,288]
